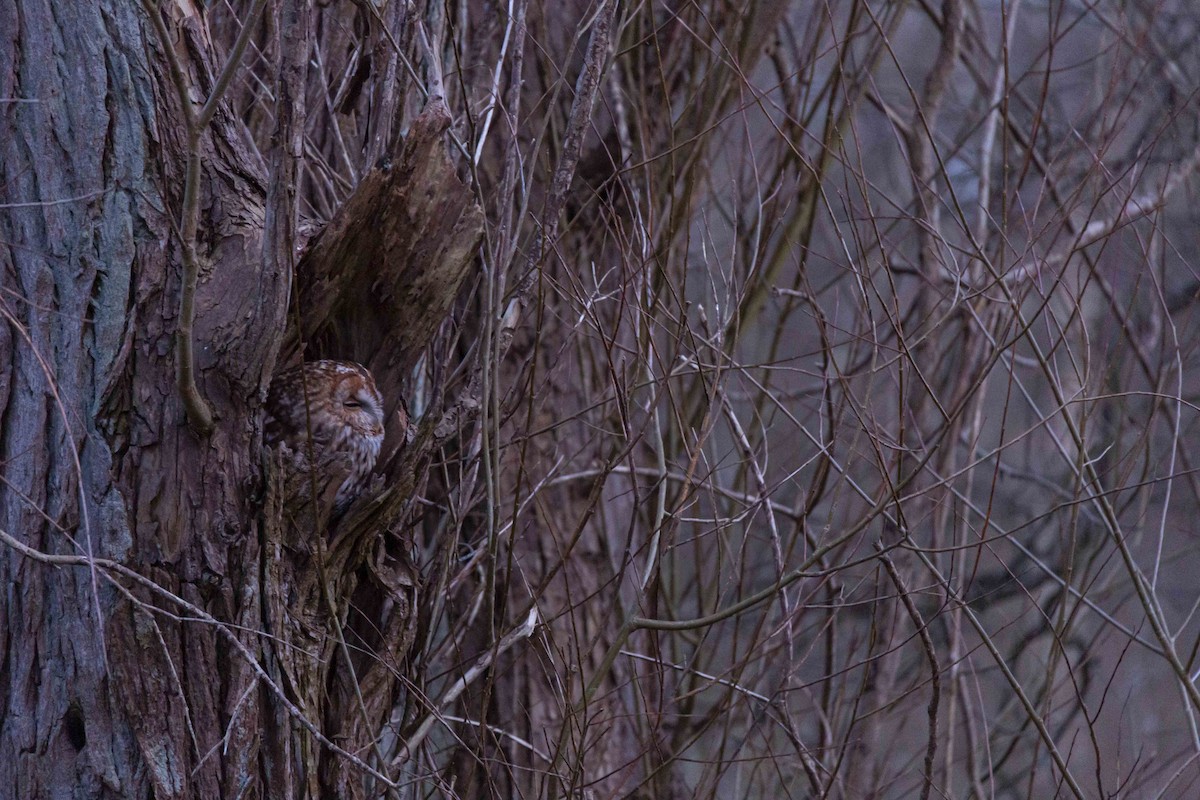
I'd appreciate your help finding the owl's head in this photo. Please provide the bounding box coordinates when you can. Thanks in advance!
[327,363,385,436]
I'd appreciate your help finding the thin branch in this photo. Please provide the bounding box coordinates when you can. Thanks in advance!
[390,607,538,767]
[140,0,268,434]
[878,546,941,800]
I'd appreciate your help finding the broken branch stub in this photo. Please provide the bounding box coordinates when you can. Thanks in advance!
[288,102,484,396]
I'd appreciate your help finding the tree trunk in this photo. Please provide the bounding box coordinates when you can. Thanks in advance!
[0,2,479,797]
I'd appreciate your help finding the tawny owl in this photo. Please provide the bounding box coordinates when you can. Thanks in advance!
[264,360,386,515]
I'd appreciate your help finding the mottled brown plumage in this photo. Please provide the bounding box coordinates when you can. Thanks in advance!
[265,360,385,515]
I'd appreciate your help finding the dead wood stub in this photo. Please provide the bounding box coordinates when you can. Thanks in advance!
[286,103,485,386]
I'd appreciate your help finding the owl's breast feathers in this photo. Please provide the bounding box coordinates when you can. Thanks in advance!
[263,360,387,516]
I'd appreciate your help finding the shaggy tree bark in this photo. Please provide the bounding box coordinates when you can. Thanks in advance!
[0,2,479,798]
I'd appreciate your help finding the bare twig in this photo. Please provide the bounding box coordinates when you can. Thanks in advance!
[390,607,538,767]
[140,0,268,433]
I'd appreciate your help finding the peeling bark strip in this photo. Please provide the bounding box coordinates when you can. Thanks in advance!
[285,101,485,393]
